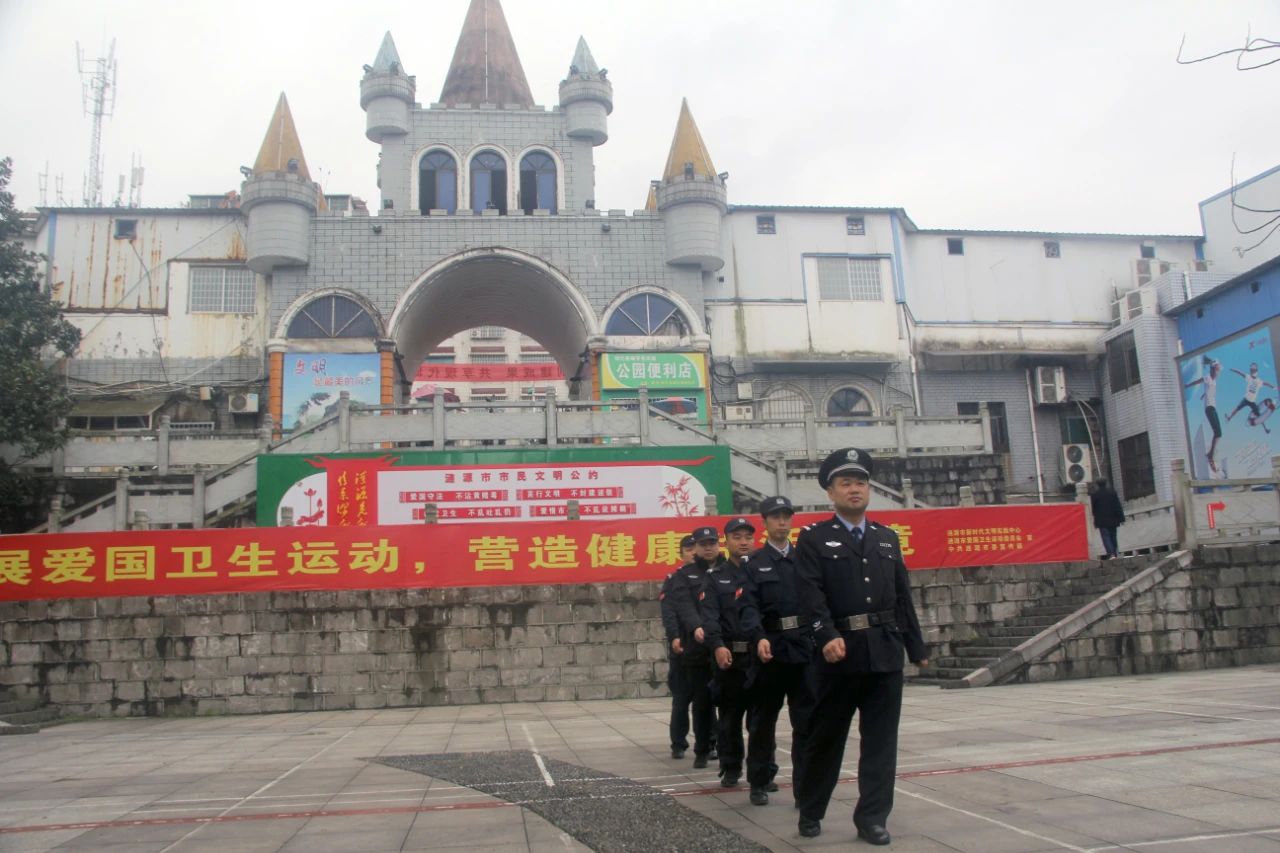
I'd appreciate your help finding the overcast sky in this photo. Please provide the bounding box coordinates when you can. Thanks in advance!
[1,0,1277,235]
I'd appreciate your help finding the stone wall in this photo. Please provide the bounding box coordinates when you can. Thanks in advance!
[3,547,1278,718]
[1023,545,1280,681]
[0,583,668,718]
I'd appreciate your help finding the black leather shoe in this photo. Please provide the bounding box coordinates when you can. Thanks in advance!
[720,769,740,787]
[856,824,891,845]
[692,754,708,769]
[708,748,718,761]
[798,818,821,838]
[765,781,779,792]
[749,787,768,806]
[671,747,685,759]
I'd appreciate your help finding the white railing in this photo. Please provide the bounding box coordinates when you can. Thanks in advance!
[1171,457,1280,547]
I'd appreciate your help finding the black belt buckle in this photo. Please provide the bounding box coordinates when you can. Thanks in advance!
[778,615,800,631]
[730,640,749,654]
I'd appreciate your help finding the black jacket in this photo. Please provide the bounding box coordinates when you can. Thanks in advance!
[667,558,715,666]
[698,555,758,670]
[659,572,681,661]
[1091,488,1125,528]
[795,516,927,674]
[741,542,814,665]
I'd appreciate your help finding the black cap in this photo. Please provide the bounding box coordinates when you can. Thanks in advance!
[724,517,755,535]
[759,495,794,517]
[680,534,696,549]
[691,525,719,542]
[818,447,874,489]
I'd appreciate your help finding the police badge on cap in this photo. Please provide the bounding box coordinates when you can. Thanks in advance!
[759,495,794,517]
[724,517,755,534]
[691,525,719,542]
[818,447,874,489]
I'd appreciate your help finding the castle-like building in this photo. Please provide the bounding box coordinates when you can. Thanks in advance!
[24,0,1280,519]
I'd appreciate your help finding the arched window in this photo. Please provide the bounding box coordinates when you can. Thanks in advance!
[826,386,874,425]
[419,151,457,214]
[470,151,507,214]
[761,386,813,421]
[605,293,689,336]
[519,151,557,214]
[287,295,378,338]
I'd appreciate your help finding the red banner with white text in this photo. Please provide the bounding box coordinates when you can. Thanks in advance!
[0,505,1087,601]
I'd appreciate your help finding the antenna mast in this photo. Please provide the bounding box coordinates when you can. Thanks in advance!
[77,38,117,207]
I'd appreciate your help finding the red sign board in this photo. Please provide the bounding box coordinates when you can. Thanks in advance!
[0,505,1087,602]
[415,363,563,382]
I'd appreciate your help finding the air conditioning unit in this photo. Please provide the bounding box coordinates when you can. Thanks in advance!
[723,403,755,422]
[1109,288,1155,325]
[1061,443,1093,485]
[1191,259,1211,272]
[1034,366,1067,404]
[229,392,259,414]
[1133,258,1173,287]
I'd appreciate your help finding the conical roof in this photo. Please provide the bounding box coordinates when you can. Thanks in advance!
[372,32,403,73]
[644,183,657,211]
[252,93,311,179]
[570,36,599,75]
[662,99,717,181]
[439,0,534,106]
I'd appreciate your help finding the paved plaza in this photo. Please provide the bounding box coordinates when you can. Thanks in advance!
[2,666,1280,852]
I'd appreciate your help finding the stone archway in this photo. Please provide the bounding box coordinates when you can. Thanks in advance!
[387,247,600,398]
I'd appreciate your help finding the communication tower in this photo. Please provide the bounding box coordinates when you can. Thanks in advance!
[77,39,117,207]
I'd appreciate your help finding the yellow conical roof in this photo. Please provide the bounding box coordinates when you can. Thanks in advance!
[662,99,716,181]
[253,93,311,179]
[644,183,657,211]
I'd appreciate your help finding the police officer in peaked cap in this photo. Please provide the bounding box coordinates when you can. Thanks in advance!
[739,495,815,807]
[659,534,699,758]
[698,516,760,787]
[666,525,725,767]
[793,448,928,844]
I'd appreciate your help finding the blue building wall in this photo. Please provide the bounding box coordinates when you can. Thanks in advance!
[1176,259,1280,353]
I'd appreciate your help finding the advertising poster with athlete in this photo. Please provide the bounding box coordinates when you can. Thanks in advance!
[1179,320,1280,480]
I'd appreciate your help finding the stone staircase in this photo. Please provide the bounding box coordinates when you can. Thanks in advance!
[917,560,1146,686]
[0,688,60,735]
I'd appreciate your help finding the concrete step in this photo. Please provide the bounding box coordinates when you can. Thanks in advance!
[0,723,40,736]
[985,626,1042,639]
[922,666,978,680]
[0,707,60,726]
[1007,616,1061,628]
[950,644,1021,657]
[0,698,41,715]
[906,677,956,687]
[934,656,999,670]
[1022,604,1081,618]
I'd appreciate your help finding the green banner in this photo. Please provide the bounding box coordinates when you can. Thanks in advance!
[256,445,732,528]
[600,352,707,390]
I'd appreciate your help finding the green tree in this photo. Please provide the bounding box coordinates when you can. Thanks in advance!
[0,157,81,532]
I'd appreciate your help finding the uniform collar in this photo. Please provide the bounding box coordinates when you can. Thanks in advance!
[834,513,867,536]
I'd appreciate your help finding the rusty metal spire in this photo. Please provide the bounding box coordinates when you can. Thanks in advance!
[439,0,534,107]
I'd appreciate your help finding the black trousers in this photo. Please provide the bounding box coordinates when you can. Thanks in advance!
[796,670,904,828]
[681,661,715,756]
[712,663,750,774]
[667,661,692,750]
[746,659,815,789]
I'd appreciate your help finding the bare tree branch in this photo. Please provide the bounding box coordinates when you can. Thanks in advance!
[1177,29,1280,68]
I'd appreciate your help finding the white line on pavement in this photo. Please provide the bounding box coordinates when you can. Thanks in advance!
[1084,825,1280,851]
[895,786,1092,853]
[522,723,556,788]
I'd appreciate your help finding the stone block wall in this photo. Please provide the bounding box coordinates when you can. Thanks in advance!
[1023,545,1280,681]
[3,548,1278,718]
[0,583,669,718]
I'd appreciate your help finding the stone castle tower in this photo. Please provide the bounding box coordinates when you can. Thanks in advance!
[240,0,723,428]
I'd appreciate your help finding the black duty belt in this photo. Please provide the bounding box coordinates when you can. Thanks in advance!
[730,640,749,654]
[764,615,802,632]
[834,610,896,631]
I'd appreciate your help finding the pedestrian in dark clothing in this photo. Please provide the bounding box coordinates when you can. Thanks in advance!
[699,517,760,787]
[1090,478,1125,559]
[741,495,816,807]
[660,535,698,758]
[794,448,928,845]
[667,526,723,768]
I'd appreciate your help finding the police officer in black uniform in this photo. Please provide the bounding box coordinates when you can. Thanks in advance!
[740,495,815,807]
[699,517,759,787]
[667,526,722,768]
[794,448,928,844]
[659,534,698,758]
